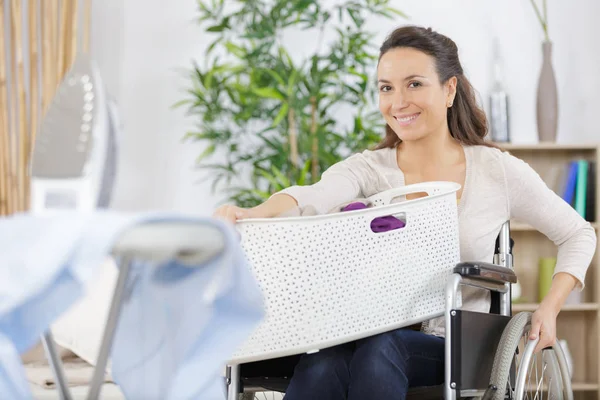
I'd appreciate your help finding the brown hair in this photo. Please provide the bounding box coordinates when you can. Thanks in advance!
[375,25,499,150]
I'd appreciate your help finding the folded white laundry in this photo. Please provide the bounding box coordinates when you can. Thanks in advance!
[0,211,264,400]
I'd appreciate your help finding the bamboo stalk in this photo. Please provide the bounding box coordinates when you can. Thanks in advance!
[67,0,77,68]
[12,0,29,211]
[11,0,29,211]
[29,0,38,145]
[288,107,299,171]
[41,0,56,112]
[0,0,81,214]
[28,0,40,209]
[310,96,319,183]
[83,0,90,52]
[41,0,51,111]
[57,0,75,79]
[0,1,10,215]
[7,0,19,213]
[57,0,67,79]
[51,0,59,85]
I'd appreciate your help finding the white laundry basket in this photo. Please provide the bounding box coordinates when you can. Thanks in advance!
[230,181,461,364]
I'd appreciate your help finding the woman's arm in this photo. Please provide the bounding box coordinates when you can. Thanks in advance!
[503,152,596,291]
[540,272,579,312]
[501,152,597,352]
[213,193,299,223]
[214,153,375,223]
[529,272,578,352]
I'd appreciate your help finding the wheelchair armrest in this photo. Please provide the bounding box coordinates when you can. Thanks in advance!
[453,262,517,285]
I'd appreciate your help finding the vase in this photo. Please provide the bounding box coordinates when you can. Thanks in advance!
[536,41,558,143]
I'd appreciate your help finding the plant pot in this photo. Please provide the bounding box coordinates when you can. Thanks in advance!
[536,41,558,143]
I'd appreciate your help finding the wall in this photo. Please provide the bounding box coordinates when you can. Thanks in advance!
[91,0,600,214]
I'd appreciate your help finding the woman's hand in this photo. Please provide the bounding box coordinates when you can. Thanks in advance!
[213,204,254,224]
[528,272,578,353]
[529,304,558,353]
[212,194,299,224]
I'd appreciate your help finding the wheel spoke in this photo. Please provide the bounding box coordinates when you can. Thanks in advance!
[533,359,546,400]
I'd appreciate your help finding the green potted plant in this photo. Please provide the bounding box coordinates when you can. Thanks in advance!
[176,0,407,207]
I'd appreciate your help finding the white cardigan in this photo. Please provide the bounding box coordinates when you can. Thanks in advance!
[276,144,597,337]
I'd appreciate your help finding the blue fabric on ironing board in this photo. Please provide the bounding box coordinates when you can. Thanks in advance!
[0,211,264,399]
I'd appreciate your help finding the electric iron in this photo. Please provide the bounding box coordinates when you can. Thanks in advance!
[30,51,119,213]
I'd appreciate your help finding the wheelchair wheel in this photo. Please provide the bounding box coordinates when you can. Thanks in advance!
[488,312,573,400]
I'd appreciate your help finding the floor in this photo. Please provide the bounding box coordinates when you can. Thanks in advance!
[30,386,288,400]
[30,384,125,400]
[248,393,284,400]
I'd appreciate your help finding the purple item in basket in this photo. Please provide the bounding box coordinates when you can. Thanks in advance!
[341,202,369,212]
[341,202,406,233]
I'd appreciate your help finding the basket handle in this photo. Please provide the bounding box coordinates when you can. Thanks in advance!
[368,181,460,206]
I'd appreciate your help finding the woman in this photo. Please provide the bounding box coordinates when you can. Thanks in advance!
[214,25,596,399]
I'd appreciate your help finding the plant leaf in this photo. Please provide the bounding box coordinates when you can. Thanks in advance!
[297,159,312,185]
[206,25,226,32]
[270,165,291,187]
[258,169,283,189]
[224,41,246,58]
[262,69,286,87]
[272,103,289,127]
[252,87,285,100]
[195,144,216,163]
[384,7,410,19]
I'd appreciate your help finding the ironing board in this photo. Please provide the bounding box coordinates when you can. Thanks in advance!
[41,221,227,400]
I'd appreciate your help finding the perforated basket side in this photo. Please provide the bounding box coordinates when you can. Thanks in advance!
[230,184,460,363]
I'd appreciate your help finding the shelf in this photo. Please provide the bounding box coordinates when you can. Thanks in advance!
[526,382,600,392]
[510,221,599,231]
[499,144,600,392]
[493,142,599,151]
[571,383,599,391]
[525,382,599,392]
[512,303,599,312]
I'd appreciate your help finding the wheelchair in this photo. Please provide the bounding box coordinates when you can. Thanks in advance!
[226,221,574,400]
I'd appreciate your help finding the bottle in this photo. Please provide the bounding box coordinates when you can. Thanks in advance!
[489,39,510,143]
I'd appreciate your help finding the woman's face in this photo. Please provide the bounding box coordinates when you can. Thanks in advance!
[377,47,456,142]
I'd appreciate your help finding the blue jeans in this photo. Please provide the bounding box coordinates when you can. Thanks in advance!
[283,328,445,400]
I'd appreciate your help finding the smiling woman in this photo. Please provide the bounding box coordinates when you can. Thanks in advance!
[375,26,495,151]
[378,49,447,142]
[214,24,596,400]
